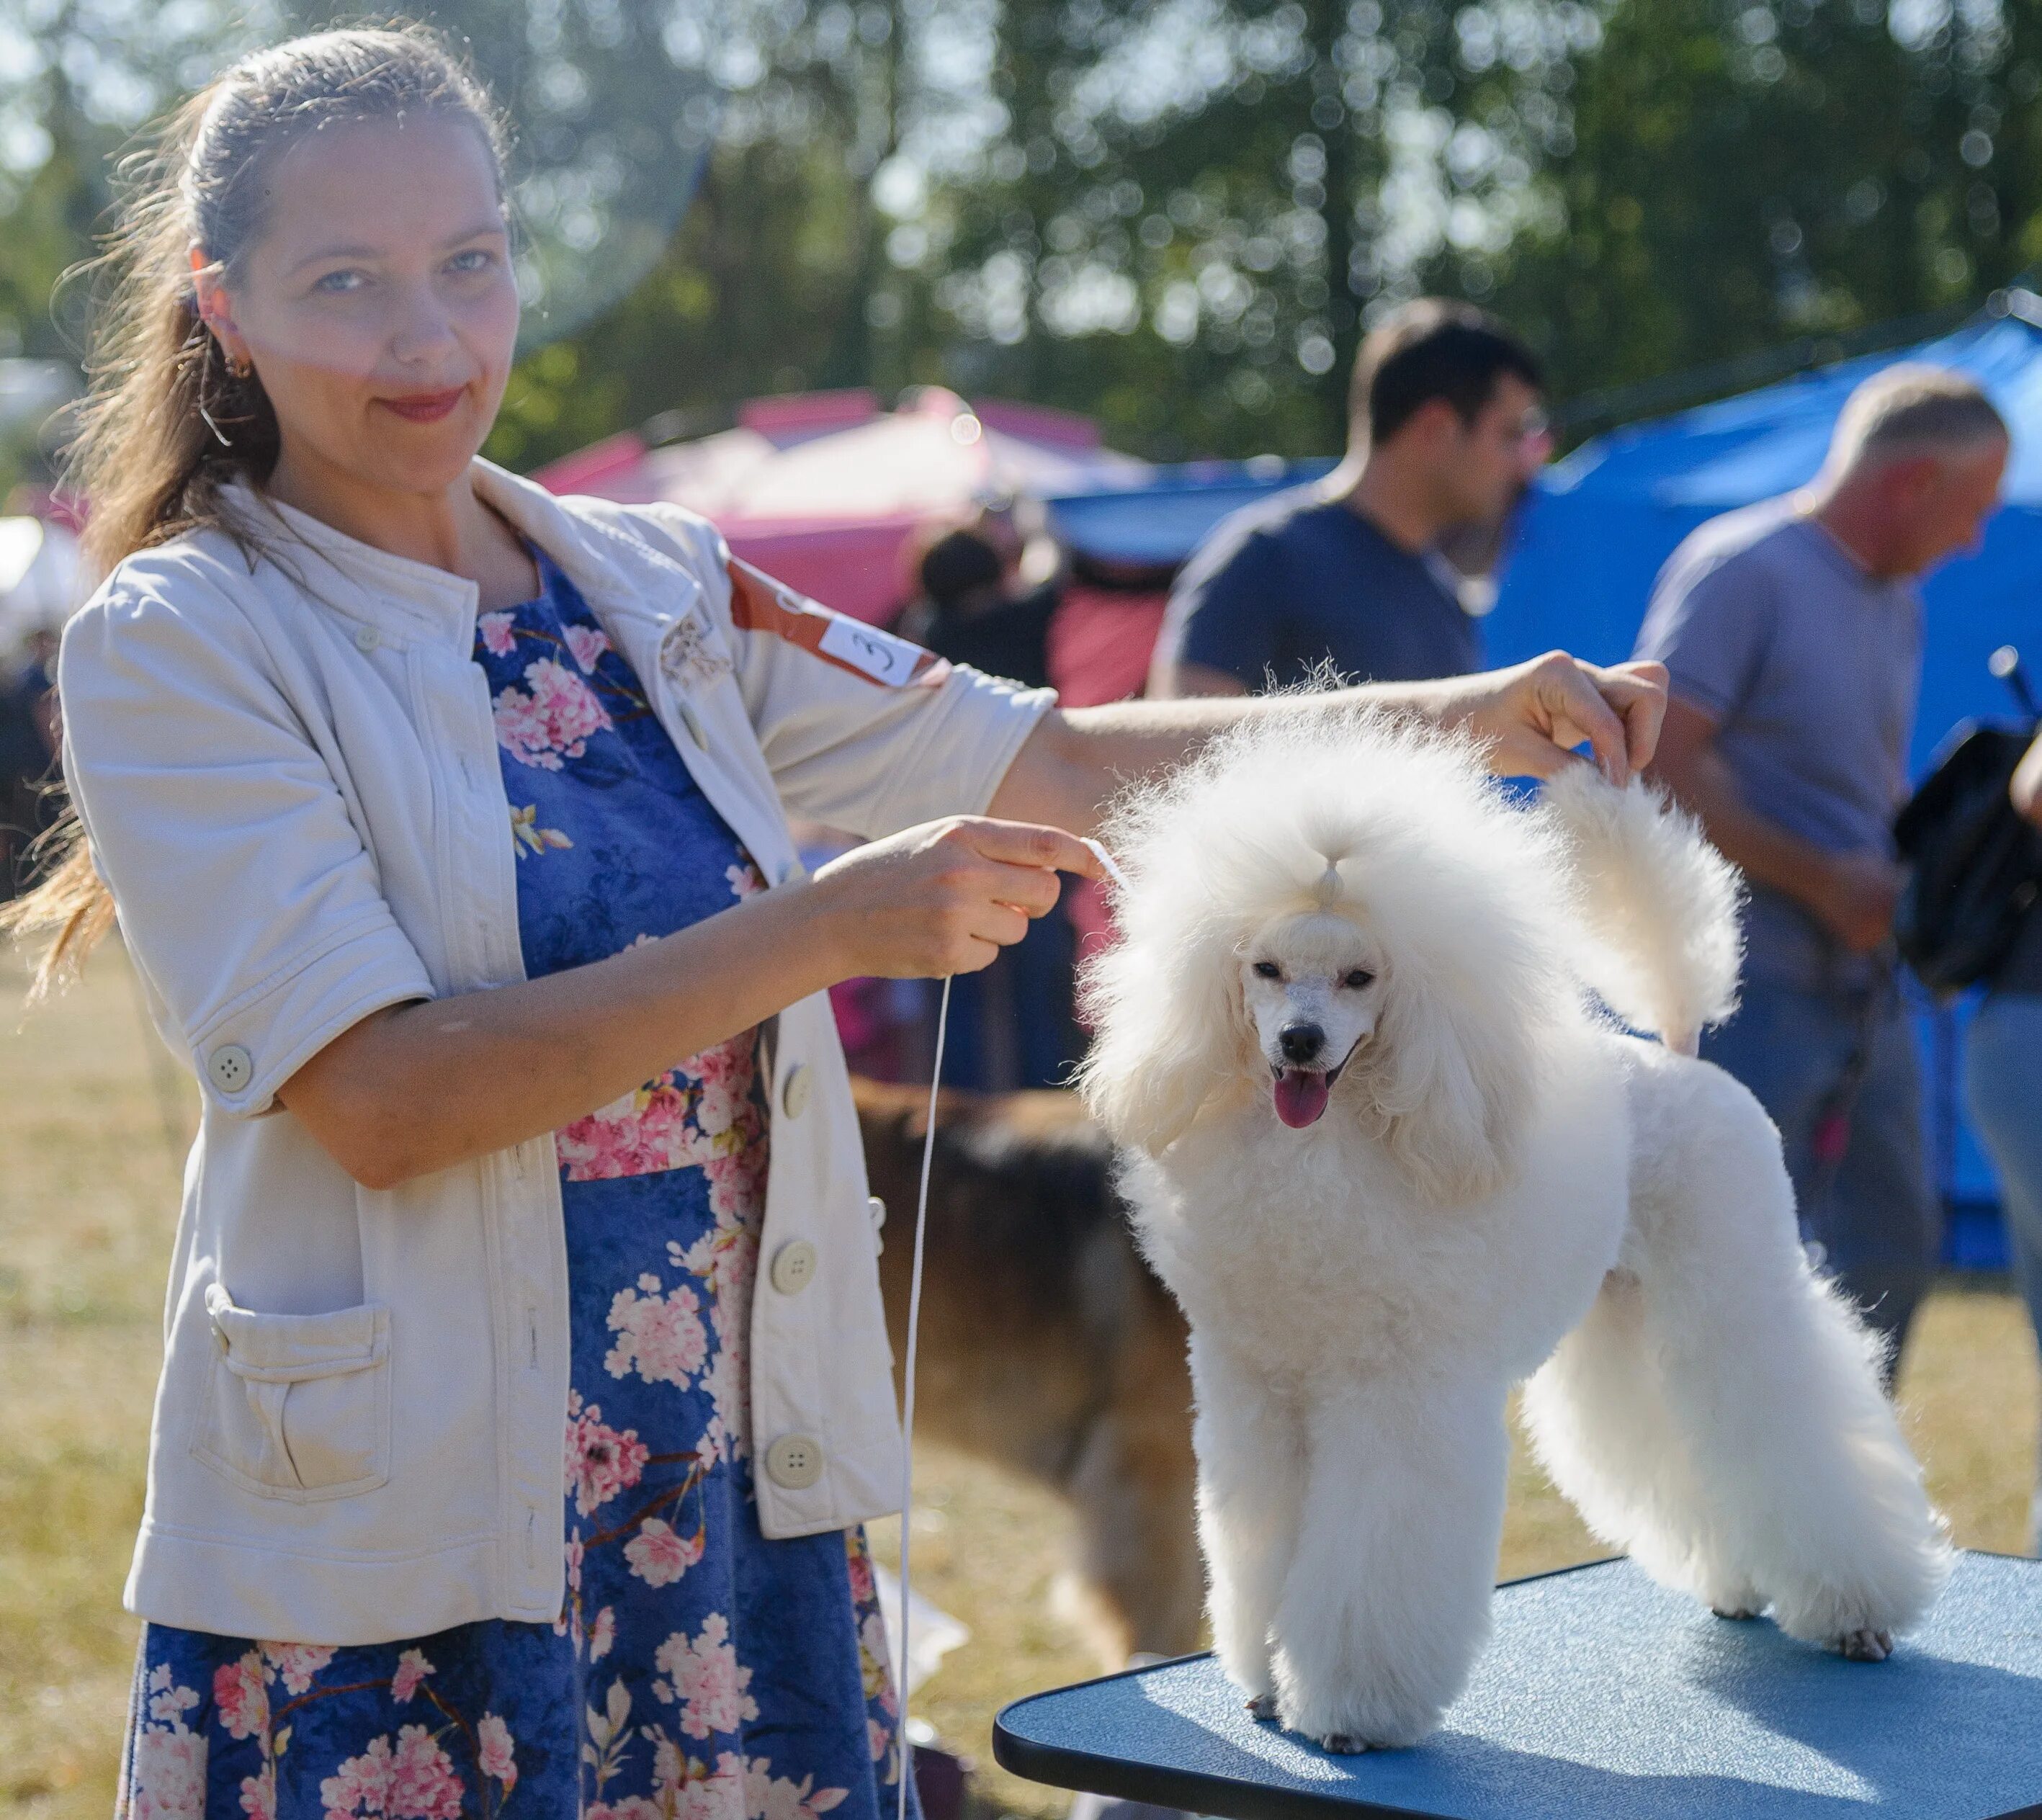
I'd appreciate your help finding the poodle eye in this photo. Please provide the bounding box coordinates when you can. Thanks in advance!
[1252,960,1282,980]
[1342,968,1375,990]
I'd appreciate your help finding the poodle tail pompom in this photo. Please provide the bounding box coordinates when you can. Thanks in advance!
[1539,768,1744,1056]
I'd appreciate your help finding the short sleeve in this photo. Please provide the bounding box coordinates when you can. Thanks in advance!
[1160,524,1286,689]
[1633,539,1776,725]
[620,508,1057,839]
[58,571,434,1116]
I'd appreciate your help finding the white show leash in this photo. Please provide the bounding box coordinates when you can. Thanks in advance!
[895,843,1124,1820]
[895,972,950,1820]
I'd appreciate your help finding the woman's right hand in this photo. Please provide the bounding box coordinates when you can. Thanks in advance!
[808,817,1105,979]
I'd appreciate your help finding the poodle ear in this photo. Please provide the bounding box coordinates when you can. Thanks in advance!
[1365,969,1539,1203]
[1077,923,1251,1157]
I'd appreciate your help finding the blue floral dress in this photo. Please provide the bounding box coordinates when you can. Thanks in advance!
[120,552,908,1820]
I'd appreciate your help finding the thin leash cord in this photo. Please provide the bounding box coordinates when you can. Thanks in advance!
[896,972,951,1820]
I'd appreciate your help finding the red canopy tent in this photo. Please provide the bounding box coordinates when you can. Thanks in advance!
[533,387,1150,627]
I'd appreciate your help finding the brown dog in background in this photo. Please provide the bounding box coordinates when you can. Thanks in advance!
[855,1076,1202,1667]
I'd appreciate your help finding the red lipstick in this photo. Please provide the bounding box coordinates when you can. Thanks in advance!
[380,388,465,423]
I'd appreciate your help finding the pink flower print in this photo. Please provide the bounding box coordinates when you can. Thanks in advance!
[565,1399,650,1515]
[238,1762,277,1820]
[687,1037,756,1140]
[565,623,612,673]
[846,1539,877,1609]
[703,1144,767,1229]
[259,1641,335,1697]
[319,1726,463,1820]
[667,1749,747,1820]
[476,1712,517,1790]
[478,611,517,657]
[212,1651,269,1739]
[726,859,767,900]
[653,1613,758,1739]
[390,1649,434,1704]
[589,1604,617,1662]
[492,656,613,771]
[606,1276,709,1386]
[743,1760,850,1820]
[626,1516,705,1587]
[869,1717,889,1763]
[129,1722,206,1820]
[145,1662,200,1726]
[588,1803,663,1820]
[560,1076,701,1181]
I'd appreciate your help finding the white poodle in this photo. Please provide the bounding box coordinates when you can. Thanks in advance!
[1076,709,1951,1754]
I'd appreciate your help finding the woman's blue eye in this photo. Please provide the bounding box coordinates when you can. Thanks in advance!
[449,248,495,274]
[314,269,365,295]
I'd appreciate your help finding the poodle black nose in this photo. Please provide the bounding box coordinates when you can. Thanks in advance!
[1279,1021,1325,1064]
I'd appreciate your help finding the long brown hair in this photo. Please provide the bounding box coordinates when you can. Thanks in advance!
[2,24,507,997]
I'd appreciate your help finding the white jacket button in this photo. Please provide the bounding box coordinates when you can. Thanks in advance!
[207,1044,254,1095]
[780,1064,811,1119]
[868,1196,886,1255]
[353,623,380,653]
[770,1239,818,1296]
[764,1433,823,1490]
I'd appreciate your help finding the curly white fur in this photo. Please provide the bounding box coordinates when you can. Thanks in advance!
[1538,766,1744,1057]
[1078,711,1951,1753]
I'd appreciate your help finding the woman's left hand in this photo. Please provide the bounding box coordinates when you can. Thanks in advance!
[1420,652,1670,786]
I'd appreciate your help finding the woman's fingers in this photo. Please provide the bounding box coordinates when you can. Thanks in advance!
[954,817,1107,881]
[1451,653,1671,785]
[1592,660,1670,773]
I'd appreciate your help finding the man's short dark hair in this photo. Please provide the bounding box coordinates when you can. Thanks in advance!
[1350,299,1544,444]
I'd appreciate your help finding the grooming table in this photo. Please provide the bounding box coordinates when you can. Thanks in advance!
[993,1553,2042,1819]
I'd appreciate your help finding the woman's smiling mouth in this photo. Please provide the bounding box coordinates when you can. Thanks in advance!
[379,387,465,423]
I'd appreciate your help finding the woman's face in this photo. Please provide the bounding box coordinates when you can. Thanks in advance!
[194,113,518,501]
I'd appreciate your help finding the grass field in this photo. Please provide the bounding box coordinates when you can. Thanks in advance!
[1,943,2036,1817]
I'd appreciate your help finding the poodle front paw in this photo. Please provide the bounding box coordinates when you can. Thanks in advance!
[1710,1605,1761,1621]
[1837,1628,1894,1662]
[1245,1692,1281,1723]
[1315,1733,1378,1756]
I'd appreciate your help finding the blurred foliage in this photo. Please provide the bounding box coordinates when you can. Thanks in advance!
[0,0,2040,480]
[1472,0,2042,404]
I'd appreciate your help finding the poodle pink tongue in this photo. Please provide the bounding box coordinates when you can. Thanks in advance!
[1273,1068,1332,1129]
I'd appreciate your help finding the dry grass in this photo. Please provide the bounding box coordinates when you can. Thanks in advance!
[1,945,2036,1818]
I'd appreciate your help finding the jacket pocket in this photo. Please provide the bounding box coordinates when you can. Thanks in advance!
[192,1283,392,1502]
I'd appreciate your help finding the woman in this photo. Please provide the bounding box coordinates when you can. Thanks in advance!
[1963,725,2042,1555]
[12,26,1666,1816]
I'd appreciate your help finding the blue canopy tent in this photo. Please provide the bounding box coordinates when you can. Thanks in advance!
[1485,300,2042,1254]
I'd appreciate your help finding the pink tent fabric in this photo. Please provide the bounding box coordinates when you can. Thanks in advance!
[534,388,1148,623]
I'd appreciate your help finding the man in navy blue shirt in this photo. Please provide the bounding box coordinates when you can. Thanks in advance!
[1150,299,1549,696]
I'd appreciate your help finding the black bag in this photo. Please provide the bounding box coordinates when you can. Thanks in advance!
[1894,717,2042,993]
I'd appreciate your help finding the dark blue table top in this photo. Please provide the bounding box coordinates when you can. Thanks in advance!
[993,1554,2042,1819]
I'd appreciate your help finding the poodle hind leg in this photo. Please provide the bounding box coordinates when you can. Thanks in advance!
[1522,1270,1763,1621]
[1604,1055,1951,1649]
[1270,1374,1510,1752]
[1188,1333,1306,1705]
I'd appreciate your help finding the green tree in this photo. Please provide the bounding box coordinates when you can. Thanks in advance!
[1473,0,2042,405]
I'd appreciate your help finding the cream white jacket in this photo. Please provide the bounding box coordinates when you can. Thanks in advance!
[58,460,1052,1645]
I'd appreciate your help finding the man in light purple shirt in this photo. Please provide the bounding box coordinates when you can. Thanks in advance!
[1637,364,2008,1368]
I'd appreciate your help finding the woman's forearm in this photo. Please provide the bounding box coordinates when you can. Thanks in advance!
[275,815,1100,1190]
[278,881,851,1189]
[989,653,1670,834]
